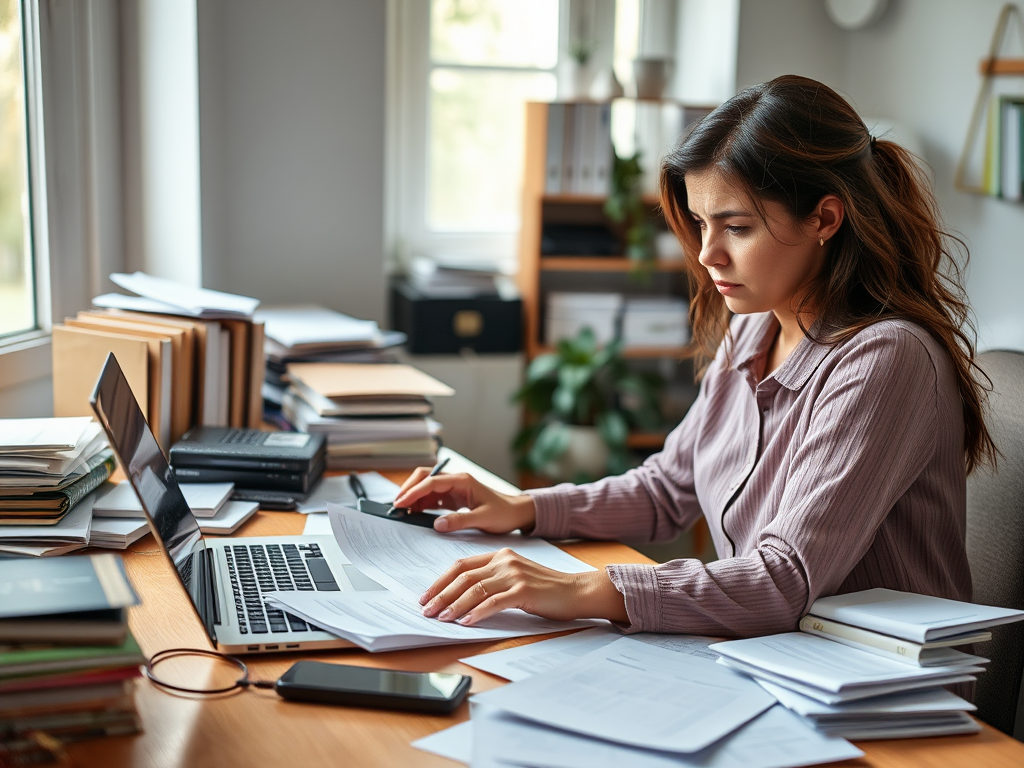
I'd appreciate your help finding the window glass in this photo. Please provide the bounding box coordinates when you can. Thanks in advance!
[0,0,32,338]
[430,0,559,69]
[428,68,555,231]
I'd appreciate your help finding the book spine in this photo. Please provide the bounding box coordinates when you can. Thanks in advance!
[544,103,564,194]
[61,453,117,510]
[800,615,924,663]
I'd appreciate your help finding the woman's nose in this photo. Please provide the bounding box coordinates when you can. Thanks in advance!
[698,235,727,269]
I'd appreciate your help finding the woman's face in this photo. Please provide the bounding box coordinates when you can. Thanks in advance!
[684,167,826,320]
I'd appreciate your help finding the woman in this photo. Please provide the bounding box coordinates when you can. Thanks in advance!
[394,75,995,636]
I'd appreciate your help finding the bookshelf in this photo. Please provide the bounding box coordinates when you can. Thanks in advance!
[516,100,705,459]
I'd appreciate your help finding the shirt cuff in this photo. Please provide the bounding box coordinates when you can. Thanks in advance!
[606,563,662,634]
[525,485,575,539]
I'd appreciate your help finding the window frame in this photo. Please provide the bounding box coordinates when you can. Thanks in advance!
[0,0,124,391]
[387,0,582,274]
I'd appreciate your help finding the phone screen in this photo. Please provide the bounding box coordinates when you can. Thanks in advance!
[284,662,466,701]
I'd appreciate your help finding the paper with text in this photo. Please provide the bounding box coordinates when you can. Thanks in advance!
[326,504,594,600]
[471,636,775,754]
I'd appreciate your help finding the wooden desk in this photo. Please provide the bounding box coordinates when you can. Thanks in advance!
[68,482,1024,768]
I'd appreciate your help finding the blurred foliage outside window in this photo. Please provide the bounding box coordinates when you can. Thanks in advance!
[428,0,558,232]
[0,0,32,339]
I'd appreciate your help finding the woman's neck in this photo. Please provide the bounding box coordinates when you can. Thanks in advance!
[765,310,813,378]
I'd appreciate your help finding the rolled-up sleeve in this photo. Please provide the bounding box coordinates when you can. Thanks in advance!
[604,327,941,636]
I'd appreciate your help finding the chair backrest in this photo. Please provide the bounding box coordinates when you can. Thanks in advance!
[966,349,1024,738]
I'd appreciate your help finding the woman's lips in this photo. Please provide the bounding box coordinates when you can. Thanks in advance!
[714,280,741,295]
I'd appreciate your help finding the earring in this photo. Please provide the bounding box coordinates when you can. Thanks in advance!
[819,237,825,247]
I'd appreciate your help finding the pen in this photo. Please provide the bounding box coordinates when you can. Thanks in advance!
[427,457,450,478]
[348,472,367,500]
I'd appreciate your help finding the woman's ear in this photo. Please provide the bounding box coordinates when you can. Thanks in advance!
[812,194,844,242]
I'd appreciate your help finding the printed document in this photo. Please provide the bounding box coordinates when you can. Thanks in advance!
[710,633,984,693]
[470,636,775,754]
[756,680,975,718]
[326,504,594,600]
[460,627,719,682]
[262,589,600,652]
[410,721,472,764]
[470,703,862,768]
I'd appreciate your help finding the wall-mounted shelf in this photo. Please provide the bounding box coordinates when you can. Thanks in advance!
[540,257,686,272]
[979,57,1024,75]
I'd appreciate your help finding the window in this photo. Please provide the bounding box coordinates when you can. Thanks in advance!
[427,0,559,232]
[0,0,33,340]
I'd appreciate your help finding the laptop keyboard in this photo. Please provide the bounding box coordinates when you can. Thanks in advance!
[224,543,338,635]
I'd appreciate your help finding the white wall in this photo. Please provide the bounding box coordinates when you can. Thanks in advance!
[197,0,388,325]
[736,0,1024,351]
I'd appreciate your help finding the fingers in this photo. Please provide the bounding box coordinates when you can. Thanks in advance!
[395,466,432,499]
[419,552,495,607]
[394,473,479,511]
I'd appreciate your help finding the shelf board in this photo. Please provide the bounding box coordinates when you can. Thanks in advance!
[540,257,686,272]
[532,344,687,359]
[626,432,669,449]
[979,58,1024,75]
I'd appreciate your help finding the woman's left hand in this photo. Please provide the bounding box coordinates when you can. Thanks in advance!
[419,548,629,626]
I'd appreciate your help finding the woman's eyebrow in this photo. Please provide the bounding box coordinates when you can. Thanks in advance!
[687,208,753,219]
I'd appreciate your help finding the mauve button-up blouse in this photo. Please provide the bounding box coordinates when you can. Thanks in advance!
[528,311,972,637]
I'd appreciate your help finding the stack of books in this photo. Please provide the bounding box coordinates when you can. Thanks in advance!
[58,272,266,449]
[711,589,1024,739]
[0,418,115,557]
[94,479,258,538]
[255,305,406,422]
[0,555,145,763]
[282,363,453,469]
[406,257,501,298]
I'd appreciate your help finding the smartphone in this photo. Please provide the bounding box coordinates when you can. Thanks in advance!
[275,661,471,714]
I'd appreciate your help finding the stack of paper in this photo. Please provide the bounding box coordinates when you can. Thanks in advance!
[415,630,863,768]
[86,272,265,440]
[282,363,453,469]
[0,419,116,554]
[93,479,257,536]
[0,555,144,762]
[712,589,1024,739]
[255,306,406,422]
[264,504,600,651]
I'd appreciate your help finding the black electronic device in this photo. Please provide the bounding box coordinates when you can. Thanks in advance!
[275,661,471,713]
[352,499,439,528]
[390,279,522,355]
[169,426,326,493]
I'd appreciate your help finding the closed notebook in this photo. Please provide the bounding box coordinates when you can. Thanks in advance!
[0,450,115,519]
[0,553,138,620]
[286,363,455,400]
[808,588,1024,642]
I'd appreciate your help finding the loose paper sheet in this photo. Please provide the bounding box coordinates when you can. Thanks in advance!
[471,637,776,754]
[326,504,594,601]
[410,721,473,764]
[296,473,399,514]
[470,703,862,768]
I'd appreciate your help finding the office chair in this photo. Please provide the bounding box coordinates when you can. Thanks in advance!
[965,349,1024,739]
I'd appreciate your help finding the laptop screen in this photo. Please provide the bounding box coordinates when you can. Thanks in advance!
[90,353,219,645]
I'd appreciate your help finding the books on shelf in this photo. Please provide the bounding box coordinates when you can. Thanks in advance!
[621,297,689,349]
[983,94,1024,199]
[544,102,613,196]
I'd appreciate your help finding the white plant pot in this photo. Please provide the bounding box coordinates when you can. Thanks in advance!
[548,425,609,480]
[558,61,596,101]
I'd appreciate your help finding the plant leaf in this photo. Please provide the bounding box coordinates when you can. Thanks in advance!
[528,421,570,469]
[597,410,629,448]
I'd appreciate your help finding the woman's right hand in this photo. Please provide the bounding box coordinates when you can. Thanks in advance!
[392,470,536,535]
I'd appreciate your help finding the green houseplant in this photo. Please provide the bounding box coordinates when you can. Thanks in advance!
[604,150,656,271]
[512,327,663,483]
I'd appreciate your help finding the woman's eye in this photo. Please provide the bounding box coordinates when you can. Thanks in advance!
[726,225,747,234]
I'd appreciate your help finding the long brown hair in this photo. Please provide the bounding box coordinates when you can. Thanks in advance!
[660,75,995,473]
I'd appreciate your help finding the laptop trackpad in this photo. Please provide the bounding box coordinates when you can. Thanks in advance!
[342,564,386,591]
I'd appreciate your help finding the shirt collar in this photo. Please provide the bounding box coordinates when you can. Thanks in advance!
[732,312,834,392]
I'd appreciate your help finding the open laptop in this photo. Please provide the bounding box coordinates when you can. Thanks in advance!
[90,352,382,654]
